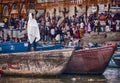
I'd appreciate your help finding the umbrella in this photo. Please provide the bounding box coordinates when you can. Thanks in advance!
[57,17,64,27]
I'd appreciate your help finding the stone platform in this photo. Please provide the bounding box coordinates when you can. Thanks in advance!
[81,32,120,45]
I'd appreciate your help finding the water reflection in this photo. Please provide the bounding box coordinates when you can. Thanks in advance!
[104,68,120,83]
[0,75,106,83]
[0,77,63,83]
[0,68,120,83]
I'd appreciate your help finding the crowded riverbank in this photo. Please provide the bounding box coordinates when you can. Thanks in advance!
[0,1,120,83]
[0,11,120,47]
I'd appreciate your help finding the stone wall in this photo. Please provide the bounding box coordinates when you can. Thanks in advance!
[81,32,120,45]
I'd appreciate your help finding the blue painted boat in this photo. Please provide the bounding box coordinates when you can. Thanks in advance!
[117,41,120,47]
[109,54,118,67]
[107,41,120,67]
[0,41,28,53]
[117,46,120,50]
[0,41,64,53]
[115,41,120,50]
[112,53,120,67]
[108,45,120,67]
[1,39,104,54]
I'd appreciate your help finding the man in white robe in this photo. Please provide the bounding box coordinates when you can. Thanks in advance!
[27,13,40,51]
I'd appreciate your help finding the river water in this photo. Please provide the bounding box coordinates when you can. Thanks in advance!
[0,68,120,83]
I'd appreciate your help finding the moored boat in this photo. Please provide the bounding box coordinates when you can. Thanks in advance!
[114,51,120,54]
[112,53,120,67]
[0,41,28,53]
[108,54,118,67]
[117,47,120,51]
[0,41,64,53]
[0,48,74,76]
[108,43,120,67]
[64,43,117,75]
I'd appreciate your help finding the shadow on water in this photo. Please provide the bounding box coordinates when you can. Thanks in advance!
[0,68,120,83]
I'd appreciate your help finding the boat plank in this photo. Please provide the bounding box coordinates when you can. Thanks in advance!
[0,48,74,76]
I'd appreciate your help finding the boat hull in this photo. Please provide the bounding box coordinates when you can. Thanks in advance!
[64,44,115,75]
[0,42,28,53]
[0,48,74,76]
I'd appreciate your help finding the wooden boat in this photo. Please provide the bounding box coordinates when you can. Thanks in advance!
[112,53,120,67]
[64,43,117,75]
[117,41,120,47]
[0,48,74,76]
[114,51,120,54]
[108,41,120,67]
[108,54,118,67]
[108,47,120,67]
[0,41,64,53]
[0,41,28,53]
[108,44,120,67]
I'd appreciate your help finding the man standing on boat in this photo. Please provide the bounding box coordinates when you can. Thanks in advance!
[27,13,40,51]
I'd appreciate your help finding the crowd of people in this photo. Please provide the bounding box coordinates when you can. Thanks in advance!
[0,14,27,42]
[0,11,120,45]
[38,11,120,43]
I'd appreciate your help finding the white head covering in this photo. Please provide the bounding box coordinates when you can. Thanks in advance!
[27,13,40,44]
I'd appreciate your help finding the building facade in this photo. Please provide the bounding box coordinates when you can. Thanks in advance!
[0,0,111,20]
[110,0,120,12]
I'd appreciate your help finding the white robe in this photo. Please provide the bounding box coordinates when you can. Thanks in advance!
[27,13,40,44]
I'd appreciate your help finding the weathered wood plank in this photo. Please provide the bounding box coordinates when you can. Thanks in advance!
[64,43,116,75]
[0,48,74,76]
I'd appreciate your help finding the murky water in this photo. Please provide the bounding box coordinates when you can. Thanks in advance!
[0,68,120,83]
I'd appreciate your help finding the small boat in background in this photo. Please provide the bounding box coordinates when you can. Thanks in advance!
[112,52,120,67]
[64,43,117,75]
[117,47,120,51]
[117,41,120,47]
[108,53,118,67]
[116,41,120,49]
[0,48,74,76]
[108,42,120,67]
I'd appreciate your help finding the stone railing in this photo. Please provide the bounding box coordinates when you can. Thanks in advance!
[81,32,120,45]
